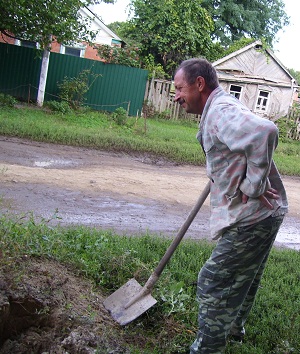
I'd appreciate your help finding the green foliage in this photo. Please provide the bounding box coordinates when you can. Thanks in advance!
[126,0,215,76]
[57,69,100,110]
[0,0,114,50]
[45,100,72,114]
[1,214,300,353]
[110,107,128,125]
[288,68,300,85]
[107,21,137,47]
[0,93,17,107]
[276,116,298,142]
[113,0,290,74]
[223,37,258,57]
[160,282,191,316]
[96,44,141,67]
[276,103,300,142]
[142,54,167,79]
[200,0,290,47]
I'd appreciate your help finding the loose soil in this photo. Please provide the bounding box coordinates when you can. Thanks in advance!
[0,136,299,353]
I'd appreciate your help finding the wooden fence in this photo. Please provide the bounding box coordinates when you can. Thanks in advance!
[144,78,200,122]
[287,104,300,140]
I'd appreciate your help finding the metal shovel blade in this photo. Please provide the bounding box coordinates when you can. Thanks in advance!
[103,278,157,326]
[104,182,210,326]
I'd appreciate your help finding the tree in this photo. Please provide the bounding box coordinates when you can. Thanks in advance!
[288,68,300,86]
[200,0,289,47]
[125,0,215,77]
[107,21,135,46]
[0,0,114,106]
[0,0,114,49]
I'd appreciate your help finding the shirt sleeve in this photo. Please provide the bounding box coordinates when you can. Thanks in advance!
[215,105,278,198]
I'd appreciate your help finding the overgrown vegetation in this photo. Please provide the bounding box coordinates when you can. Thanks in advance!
[0,93,17,107]
[0,213,299,353]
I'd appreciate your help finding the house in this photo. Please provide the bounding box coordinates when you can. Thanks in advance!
[213,40,299,120]
[0,7,125,61]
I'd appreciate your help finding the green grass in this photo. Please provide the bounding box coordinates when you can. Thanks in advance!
[0,214,299,353]
[1,104,300,353]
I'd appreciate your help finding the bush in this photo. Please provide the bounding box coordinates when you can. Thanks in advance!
[57,69,100,110]
[111,107,127,125]
[276,116,298,142]
[0,93,17,107]
[45,100,72,114]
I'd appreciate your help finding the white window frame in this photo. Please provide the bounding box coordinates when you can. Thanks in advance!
[255,90,270,112]
[60,44,86,58]
[15,39,40,49]
[229,84,243,100]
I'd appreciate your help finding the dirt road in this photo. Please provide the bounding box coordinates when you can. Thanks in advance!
[1,136,299,250]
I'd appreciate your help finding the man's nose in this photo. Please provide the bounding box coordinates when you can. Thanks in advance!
[174,91,180,102]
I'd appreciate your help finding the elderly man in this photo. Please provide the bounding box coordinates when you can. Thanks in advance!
[174,58,288,354]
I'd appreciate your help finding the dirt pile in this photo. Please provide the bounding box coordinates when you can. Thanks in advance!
[0,257,130,354]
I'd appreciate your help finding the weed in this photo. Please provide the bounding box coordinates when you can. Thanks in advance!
[160,281,191,316]
[45,100,72,114]
[0,93,17,107]
[111,107,128,125]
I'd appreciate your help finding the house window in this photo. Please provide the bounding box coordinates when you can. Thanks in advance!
[15,39,39,49]
[256,90,269,111]
[60,44,86,58]
[229,85,242,99]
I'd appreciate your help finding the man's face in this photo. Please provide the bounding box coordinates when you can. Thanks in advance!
[174,69,202,114]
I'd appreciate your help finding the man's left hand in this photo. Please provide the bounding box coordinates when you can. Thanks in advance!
[241,188,279,210]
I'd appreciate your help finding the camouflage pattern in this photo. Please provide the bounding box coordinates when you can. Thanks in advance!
[190,214,284,354]
[196,86,288,240]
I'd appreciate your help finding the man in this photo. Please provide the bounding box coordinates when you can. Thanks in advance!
[174,58,288,353]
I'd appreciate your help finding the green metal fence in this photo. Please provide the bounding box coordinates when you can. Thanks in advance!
[0,43,148,116]
[0,43,41,102]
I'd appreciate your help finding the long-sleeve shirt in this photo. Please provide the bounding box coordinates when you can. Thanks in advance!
[197,86,288,239]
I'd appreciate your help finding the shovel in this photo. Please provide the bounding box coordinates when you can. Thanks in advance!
[103,181,210,326]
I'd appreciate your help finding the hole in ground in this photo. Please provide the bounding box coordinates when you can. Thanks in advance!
[0,296,48,346]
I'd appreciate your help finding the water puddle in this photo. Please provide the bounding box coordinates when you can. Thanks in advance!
[34,159,74,168]
[275,220,300,250]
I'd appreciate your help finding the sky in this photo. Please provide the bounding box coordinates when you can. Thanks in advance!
[92,0,300,71]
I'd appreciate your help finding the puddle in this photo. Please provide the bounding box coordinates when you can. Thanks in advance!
[275,220,300,250]
[34,159,74,168]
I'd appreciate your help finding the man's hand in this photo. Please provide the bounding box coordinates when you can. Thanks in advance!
[241,188,279,210]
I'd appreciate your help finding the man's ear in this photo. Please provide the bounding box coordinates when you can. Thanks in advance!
[196,76,205,92]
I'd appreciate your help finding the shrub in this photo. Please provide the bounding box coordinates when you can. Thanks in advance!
[0,93,17,107]
[57,69,100,110]
[45,100,72,114]
[111,107,127,125]
[276,116,298,142]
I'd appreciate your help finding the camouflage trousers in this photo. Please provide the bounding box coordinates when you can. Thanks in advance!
[190,214,284,354]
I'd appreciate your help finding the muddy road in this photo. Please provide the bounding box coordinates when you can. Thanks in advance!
[0,136,299,250]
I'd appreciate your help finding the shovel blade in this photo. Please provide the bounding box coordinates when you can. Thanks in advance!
[103,278,157,326]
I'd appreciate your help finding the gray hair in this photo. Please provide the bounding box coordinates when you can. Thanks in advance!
[176,58,219,90]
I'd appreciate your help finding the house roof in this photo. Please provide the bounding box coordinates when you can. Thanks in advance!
[80,6,125,46]
[213,40,298,87]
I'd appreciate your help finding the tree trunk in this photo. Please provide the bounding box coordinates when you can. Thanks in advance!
[37,49,50,107]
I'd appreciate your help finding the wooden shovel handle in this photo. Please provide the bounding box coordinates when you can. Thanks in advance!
[154,181,210,278]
